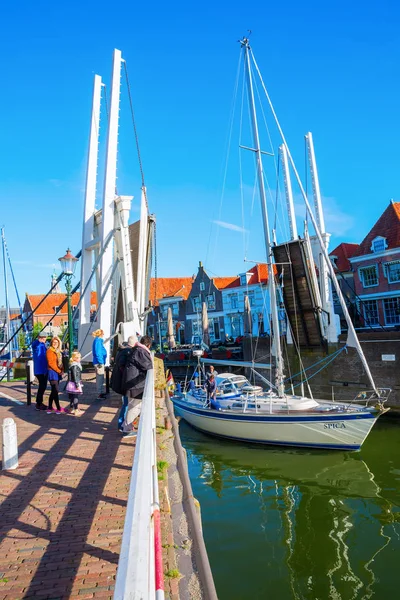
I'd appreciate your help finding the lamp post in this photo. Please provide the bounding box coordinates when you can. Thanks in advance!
[58,249,78,358]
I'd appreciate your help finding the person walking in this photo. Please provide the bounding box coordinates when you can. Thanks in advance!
[46,336,63,414]
[121,335,153,436]
[111,341,132,432]
[92,329,107,400]
[32,333,48,411]
[66,351,83,415]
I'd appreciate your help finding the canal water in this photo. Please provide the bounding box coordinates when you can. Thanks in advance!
[179,418,400,600]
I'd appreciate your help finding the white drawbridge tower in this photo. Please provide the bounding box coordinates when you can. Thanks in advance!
[78,49,153,361]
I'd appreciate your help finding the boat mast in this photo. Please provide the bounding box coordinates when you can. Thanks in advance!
[241,38,285,397]
[249,50,379,395]
[1,228,11,379]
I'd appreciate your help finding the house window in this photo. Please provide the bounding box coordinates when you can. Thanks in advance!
[172,302,179,316]
[359,265,378,288]
[53,306,60,313]
[192,320,201,336]
[371,237,387,253]
[200,282,205,291]
[64,321,68,326]
[383,297,400,325]
[192,296,201,312]
[384,261,400,284]
[362,300,379,326]
[161,305,168,319]
[230,294,238,309]
[247,291,255,307]
[206,294,215,310]
[240,274,247,286]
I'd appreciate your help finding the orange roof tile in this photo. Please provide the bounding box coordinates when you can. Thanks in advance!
[149,277,194,305]
[329,243,359,272]
[213,276,238,290]
[354,201,400,256]
[26,291,97,315]
[223,264,273,289]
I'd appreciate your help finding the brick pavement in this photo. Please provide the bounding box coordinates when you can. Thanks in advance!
[0,375,135,600]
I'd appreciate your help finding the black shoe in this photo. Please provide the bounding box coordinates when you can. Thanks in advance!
[36,404,47,411]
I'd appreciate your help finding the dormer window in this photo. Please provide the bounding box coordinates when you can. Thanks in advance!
[330,255,338,267]
[200,282,205,291]
[240,273,251,286]
[371,236,387,253]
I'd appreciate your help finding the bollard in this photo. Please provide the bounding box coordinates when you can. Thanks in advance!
[2,418,18,470]
[105,366,110,395]
[26,363,32,406]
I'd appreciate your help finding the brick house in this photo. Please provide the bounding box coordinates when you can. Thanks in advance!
[349,201,400,328]
[221,264,271,338]
[185,262,236,344]
[146,277,194,346]
[329,242,360,329]
[23,291,98,338]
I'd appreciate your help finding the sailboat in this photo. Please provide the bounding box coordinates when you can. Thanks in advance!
[172,38,390,450]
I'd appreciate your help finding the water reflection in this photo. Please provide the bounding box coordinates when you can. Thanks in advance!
[180,420,400,600]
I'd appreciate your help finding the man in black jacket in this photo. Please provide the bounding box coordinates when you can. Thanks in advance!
[111,341,131,432]
[121,335,153,436]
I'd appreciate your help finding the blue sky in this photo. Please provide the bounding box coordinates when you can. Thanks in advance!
[0,0,399,303]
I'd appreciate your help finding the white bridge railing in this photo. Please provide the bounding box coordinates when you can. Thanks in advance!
[114,367,164,600]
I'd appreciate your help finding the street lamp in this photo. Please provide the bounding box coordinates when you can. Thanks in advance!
[58,248,78,357]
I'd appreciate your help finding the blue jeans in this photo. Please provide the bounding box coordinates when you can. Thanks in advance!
[118,396,129,431]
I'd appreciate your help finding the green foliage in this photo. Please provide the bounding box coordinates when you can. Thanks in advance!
[17,331,27,350]
[157,460,169,480]
[32,322,45,339]
[164,569,181,579]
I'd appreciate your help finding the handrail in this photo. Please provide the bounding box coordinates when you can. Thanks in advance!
[114,366,164,599]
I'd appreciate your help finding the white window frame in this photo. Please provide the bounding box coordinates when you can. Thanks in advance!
[383,297,400,326]
[206,293,215,310]
[192,296,201,312]
[230,293,238,309]
[370,236,387,254]
[362,299,379,326]
[359,264,378,288]
[383,260,400,284]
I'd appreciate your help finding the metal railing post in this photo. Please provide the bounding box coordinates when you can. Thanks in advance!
[26,363,32,406]
[105,366,110,395]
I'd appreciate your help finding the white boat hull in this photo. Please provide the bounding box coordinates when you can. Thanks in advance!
[172,397,382,450]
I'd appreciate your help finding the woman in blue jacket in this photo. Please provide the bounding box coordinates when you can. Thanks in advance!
[92,329,107,399]
[32,333,48,410]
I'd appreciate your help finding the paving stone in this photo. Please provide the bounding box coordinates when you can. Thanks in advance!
[0,376,134,599]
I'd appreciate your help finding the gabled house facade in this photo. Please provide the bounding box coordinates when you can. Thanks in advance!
[23,291,98,338]
[185,262,236,344]
[221,264,271,339]
[349,201,400,328]
[146,277,194,346]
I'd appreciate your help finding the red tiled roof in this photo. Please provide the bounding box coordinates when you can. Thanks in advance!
[149,277,194,305]
[221,264,273,289]
[213,276,238,290]
[26,291,97,315]
[329,243,359,272]
[354,201,400,256]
